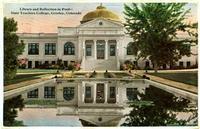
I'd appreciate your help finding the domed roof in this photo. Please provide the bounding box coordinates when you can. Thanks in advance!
[81,5,121,23]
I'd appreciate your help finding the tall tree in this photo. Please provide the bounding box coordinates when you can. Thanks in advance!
[4,17,24,80]
[4,95,24,126]
[124,3,195,72]
[121,86,196,126]
[188,22,198,45]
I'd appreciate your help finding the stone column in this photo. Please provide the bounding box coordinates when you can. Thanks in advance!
[38,86,44,99]
[81,41,85,69]
[83,41,85,59]
[57,39,64,59]
[82,82,85,103]
[105,40,108,60]
[39,43,44,59]
[116,86,119,104]
[25,43,28,56]
[94,40,97,59]
[56,84,61,101]
[116,40,120,69]
[78,39,82,61]
[104,83,108,103]
[93,83,96,103]
[32,61,35,68]
[77,83,81,105]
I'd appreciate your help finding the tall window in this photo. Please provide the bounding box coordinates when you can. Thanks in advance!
[110,45,116,56]
[45,43,56,55]
[27,89,38,98]
[44,87,55,98]
[187,61,191,68]
[126,88,138,101]
[28,43,39,55]
[52,61,56,65]
[64,42,75,55]
[110,87,116,98]
[179,61,184,67]
[85,87,92,98]
[64,61,68,67]
[127,42,134,55]
[35,61,39,68]
[63,87,74,101]
[45,61,49,64]
[28,61,32,68]
[86,44,92,56]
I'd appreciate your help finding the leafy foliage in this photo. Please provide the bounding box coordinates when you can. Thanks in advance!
[121,86,194,126]
[4,17,25,80]
[124,3,195,72]
[4,95,24,126]
[188,23,198,45]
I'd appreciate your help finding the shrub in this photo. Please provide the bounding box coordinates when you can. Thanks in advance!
[19,64,26,69]
[90,71,96,78]
[124,60,133,65]
[68,64,75,70]
[18,58,28,69]
[122,60,134,70]
[75,63,81,70]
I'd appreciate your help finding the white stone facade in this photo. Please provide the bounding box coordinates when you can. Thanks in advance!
[18,17,198,70]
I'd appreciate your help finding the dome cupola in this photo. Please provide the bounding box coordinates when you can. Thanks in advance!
[81,4,121,23]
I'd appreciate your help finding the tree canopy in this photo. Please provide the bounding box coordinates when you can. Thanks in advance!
[121,86,197,126]
[124,3,196,72]
[4,17,24,80]
[4,95,24,126]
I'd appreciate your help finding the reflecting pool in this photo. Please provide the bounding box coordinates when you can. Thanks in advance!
[4,79,198,126]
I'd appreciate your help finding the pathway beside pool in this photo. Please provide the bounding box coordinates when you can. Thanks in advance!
[4,75,54,92]
[135,71,197,94]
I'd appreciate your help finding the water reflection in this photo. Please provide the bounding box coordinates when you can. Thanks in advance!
[122,86,197,126]
[4,95,24,126]
[4,80,198,126]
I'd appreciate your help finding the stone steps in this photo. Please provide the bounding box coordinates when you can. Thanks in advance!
[82,59,118,70]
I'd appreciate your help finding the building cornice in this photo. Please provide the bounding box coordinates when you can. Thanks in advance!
[78,34,124,37]
[17,33,58,39]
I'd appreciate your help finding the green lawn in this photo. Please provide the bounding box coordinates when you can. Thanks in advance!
[4,73,49,86]
[24,100,56,105]
[17,69,58,73]
[4,69,58,86]
[148,72,198,86]
[113,72,132,78]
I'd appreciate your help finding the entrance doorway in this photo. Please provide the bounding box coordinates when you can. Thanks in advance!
[96,83,105,103]
[96,40,105,59]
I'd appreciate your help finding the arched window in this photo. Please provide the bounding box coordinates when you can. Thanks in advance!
[64,42,75,55]
[63,87,74,101]
[127,42,134,55]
